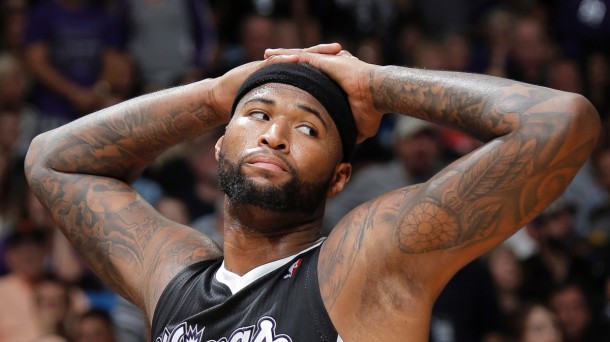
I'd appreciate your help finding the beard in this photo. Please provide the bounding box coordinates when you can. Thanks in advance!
[217,150,332,214]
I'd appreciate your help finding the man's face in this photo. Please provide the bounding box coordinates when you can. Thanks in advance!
[217,83,345,214]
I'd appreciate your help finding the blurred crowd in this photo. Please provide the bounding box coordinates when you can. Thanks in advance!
[1,0,610,341]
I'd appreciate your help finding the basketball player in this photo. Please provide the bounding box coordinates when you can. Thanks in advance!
[24,43,600,341]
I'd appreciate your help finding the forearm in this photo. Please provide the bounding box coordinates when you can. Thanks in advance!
[29,78,225,183]
[369,65,567,141]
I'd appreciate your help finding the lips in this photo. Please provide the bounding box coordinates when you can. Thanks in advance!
[244,153,290,173]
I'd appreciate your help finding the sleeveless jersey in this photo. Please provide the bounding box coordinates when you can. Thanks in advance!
[151,240,342,342]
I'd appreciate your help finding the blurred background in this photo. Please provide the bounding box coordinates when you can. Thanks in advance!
[1,0,610,341]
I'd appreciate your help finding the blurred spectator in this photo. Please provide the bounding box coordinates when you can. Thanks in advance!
[547,58,585,94]
[0,2,28,58]
[35,275,87,341]
[123,0,217,93]
[0,109,29,236]
[430,258,503,342]
[75,309,117,342]
[0,229,49,341]
[390,21,424,67]
[332,0,395,37]
[413,0,471,39]
[209,13,275,77]
[145,127,223,222]
[111,295,146,342]
[549,281,610,342]
[323,116,446,233]
[521,199,600,303]
[442,33,472,72]
[192,196,224,246]
[474,7,514,77]
[508,302,563,342]
[487,245,525,327]
[584,52,610,120]
[22,0,128,131]
[411,39,446,70]
[0,52,40,158]
[506,16,556,85]
[155,195,190,225]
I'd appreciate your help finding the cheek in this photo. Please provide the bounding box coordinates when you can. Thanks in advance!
[292,142,337,179]
[222,120,256,151]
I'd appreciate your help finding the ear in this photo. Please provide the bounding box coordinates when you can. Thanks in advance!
[327,163,352,198]
[214,136,224,161]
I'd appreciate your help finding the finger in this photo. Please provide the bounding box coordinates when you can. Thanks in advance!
[264,48,303,59]
[264,43,342,58]
[303,43,342,54]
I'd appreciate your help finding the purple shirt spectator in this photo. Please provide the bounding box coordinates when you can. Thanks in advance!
[23,0,123,122]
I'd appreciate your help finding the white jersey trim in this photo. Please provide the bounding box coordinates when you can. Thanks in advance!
[215,238,325,295]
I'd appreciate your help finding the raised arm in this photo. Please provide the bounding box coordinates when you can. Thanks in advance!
[266,47,600,340]
[23,57,297,320]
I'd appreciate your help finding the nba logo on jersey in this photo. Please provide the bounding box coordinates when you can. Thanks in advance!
[283,258,302,279]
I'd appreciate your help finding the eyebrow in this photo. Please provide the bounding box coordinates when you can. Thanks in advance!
[243,97,275,106]
[296,104,328,129]
[243,97,329,129]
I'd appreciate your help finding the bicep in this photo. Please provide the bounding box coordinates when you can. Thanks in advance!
[30,169,221,315]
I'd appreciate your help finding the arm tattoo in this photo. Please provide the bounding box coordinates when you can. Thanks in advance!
[50,86,223,181]
[370,66,555,141]
[319,199,381,310]
[29,166,217,305]
[363,67,599,254]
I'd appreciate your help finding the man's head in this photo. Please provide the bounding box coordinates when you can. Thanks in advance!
[216,63,356,215]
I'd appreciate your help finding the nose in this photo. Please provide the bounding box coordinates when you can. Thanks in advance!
[258,121,290,153]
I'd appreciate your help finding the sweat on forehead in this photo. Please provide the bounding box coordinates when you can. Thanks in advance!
[231,63,357,162]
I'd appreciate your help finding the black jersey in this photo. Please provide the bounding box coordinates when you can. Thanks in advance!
[151,240,342,342]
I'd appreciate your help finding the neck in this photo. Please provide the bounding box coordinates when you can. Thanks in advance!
[221,199,324,275]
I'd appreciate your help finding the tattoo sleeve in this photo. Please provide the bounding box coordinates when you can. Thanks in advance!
[366,66,600,254]
[45,80,225,183]
[24,79,225,314]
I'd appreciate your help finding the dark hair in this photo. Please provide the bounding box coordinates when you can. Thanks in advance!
[80,308,114,327]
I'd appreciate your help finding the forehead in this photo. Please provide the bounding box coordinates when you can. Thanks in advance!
[236,83,331,118]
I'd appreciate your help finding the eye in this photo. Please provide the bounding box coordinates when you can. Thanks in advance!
[297,124,318,137]
[249,111,269,120]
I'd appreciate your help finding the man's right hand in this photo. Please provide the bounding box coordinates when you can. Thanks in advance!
[209,54,300,118]
[264,44,385,143]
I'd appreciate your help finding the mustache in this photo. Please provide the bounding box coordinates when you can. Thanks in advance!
[239,149,297,174]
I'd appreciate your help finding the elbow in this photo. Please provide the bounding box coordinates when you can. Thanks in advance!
[24,131,53,187]
[565,93,601,144]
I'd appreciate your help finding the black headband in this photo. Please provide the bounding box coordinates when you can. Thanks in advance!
[231,63,356,162]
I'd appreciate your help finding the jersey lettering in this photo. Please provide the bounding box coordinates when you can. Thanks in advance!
[156,316,292,342]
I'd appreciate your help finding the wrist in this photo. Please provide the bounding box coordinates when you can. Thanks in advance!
[370,65,397,114]
[205,78,231,124]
